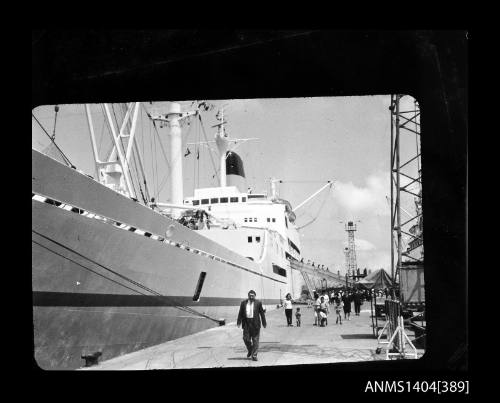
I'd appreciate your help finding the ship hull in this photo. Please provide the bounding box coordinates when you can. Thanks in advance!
[33,304,253,370]
[32,150,288,369]
[32,199,285,369]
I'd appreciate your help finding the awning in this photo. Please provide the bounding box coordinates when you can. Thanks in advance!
[358,268,394,290]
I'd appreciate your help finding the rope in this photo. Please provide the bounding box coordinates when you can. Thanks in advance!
[101,104,115,161]
[119,135,139,199]
[33,239,150,295]
[297,186,332,230]
[153,115,195,199]
[151,119,169,164]
[32,229,224,324]
[131,146,148,204]
[129,147,144,203]
[153,125,160,200]
[121,105,148,203]
[97,114,107,160]
[152,121,171,198]
[198,114,220,186]
[52,105,59,139]
[148,118,156,198]
[188,117,199,194]
[197,118,200,189]
[142,109,146,170]
[137,107,152,202]
[111,104,120,136]
[32,112,73,167]
[126,142,140,201]
[260,231,267,305]
[152,117,176,200]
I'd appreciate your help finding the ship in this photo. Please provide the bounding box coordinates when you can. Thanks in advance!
[32,101,344,369]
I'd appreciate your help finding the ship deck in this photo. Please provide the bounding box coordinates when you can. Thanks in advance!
[81,303,424,370]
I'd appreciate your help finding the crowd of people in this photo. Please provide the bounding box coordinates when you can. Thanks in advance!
[310,290,365,326]
[237,288,395,362]
[281,289,376,328]
[178,209,211,230]
[300,258,330,272]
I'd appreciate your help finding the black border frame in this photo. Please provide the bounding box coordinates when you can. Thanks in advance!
[31,29,468,394]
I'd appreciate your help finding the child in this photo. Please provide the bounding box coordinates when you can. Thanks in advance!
[335,297,344,325]
[295,308,302,327]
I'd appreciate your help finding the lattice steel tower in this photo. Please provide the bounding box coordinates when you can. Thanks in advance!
[390,94,422,285]
[344,247,349,273]
[345,221,358,279]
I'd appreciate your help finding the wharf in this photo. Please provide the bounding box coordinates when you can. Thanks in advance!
[84,304,400,370]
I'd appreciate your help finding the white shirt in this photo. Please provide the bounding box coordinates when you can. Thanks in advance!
[284,299,293,309]
[246,300,254,318]
[322,294,329,303]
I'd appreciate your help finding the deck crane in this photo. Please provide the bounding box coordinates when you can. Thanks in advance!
[270,180,333,230]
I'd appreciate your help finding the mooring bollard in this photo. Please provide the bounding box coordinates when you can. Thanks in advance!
[81,351,102,367]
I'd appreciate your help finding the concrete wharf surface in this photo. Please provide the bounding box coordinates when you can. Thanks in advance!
[84,303,418,370]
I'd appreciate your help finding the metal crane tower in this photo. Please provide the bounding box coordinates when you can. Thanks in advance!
[389,94,423,285]
[345,221,358,280]
[343,247,349,285]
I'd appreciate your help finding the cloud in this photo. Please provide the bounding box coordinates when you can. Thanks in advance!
[333,172,389,216]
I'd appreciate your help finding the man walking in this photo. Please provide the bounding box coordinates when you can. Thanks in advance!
[237,290,267,361]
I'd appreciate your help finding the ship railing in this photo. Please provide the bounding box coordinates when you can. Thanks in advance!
[33,191,283,282]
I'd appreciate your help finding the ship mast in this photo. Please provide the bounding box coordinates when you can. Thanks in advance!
[206,107,258,189]
[85,102,142,199]
[168,103,191,207]
[213,108,229,187]
[149,102,198,216]
[270,177,280,200]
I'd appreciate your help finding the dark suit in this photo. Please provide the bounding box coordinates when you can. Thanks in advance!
[237,299,267,358]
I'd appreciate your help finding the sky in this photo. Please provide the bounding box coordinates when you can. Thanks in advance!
[32,96,421,276]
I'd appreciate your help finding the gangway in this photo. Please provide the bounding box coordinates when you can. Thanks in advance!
[290,260,347,296]
[302,272,316,296]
